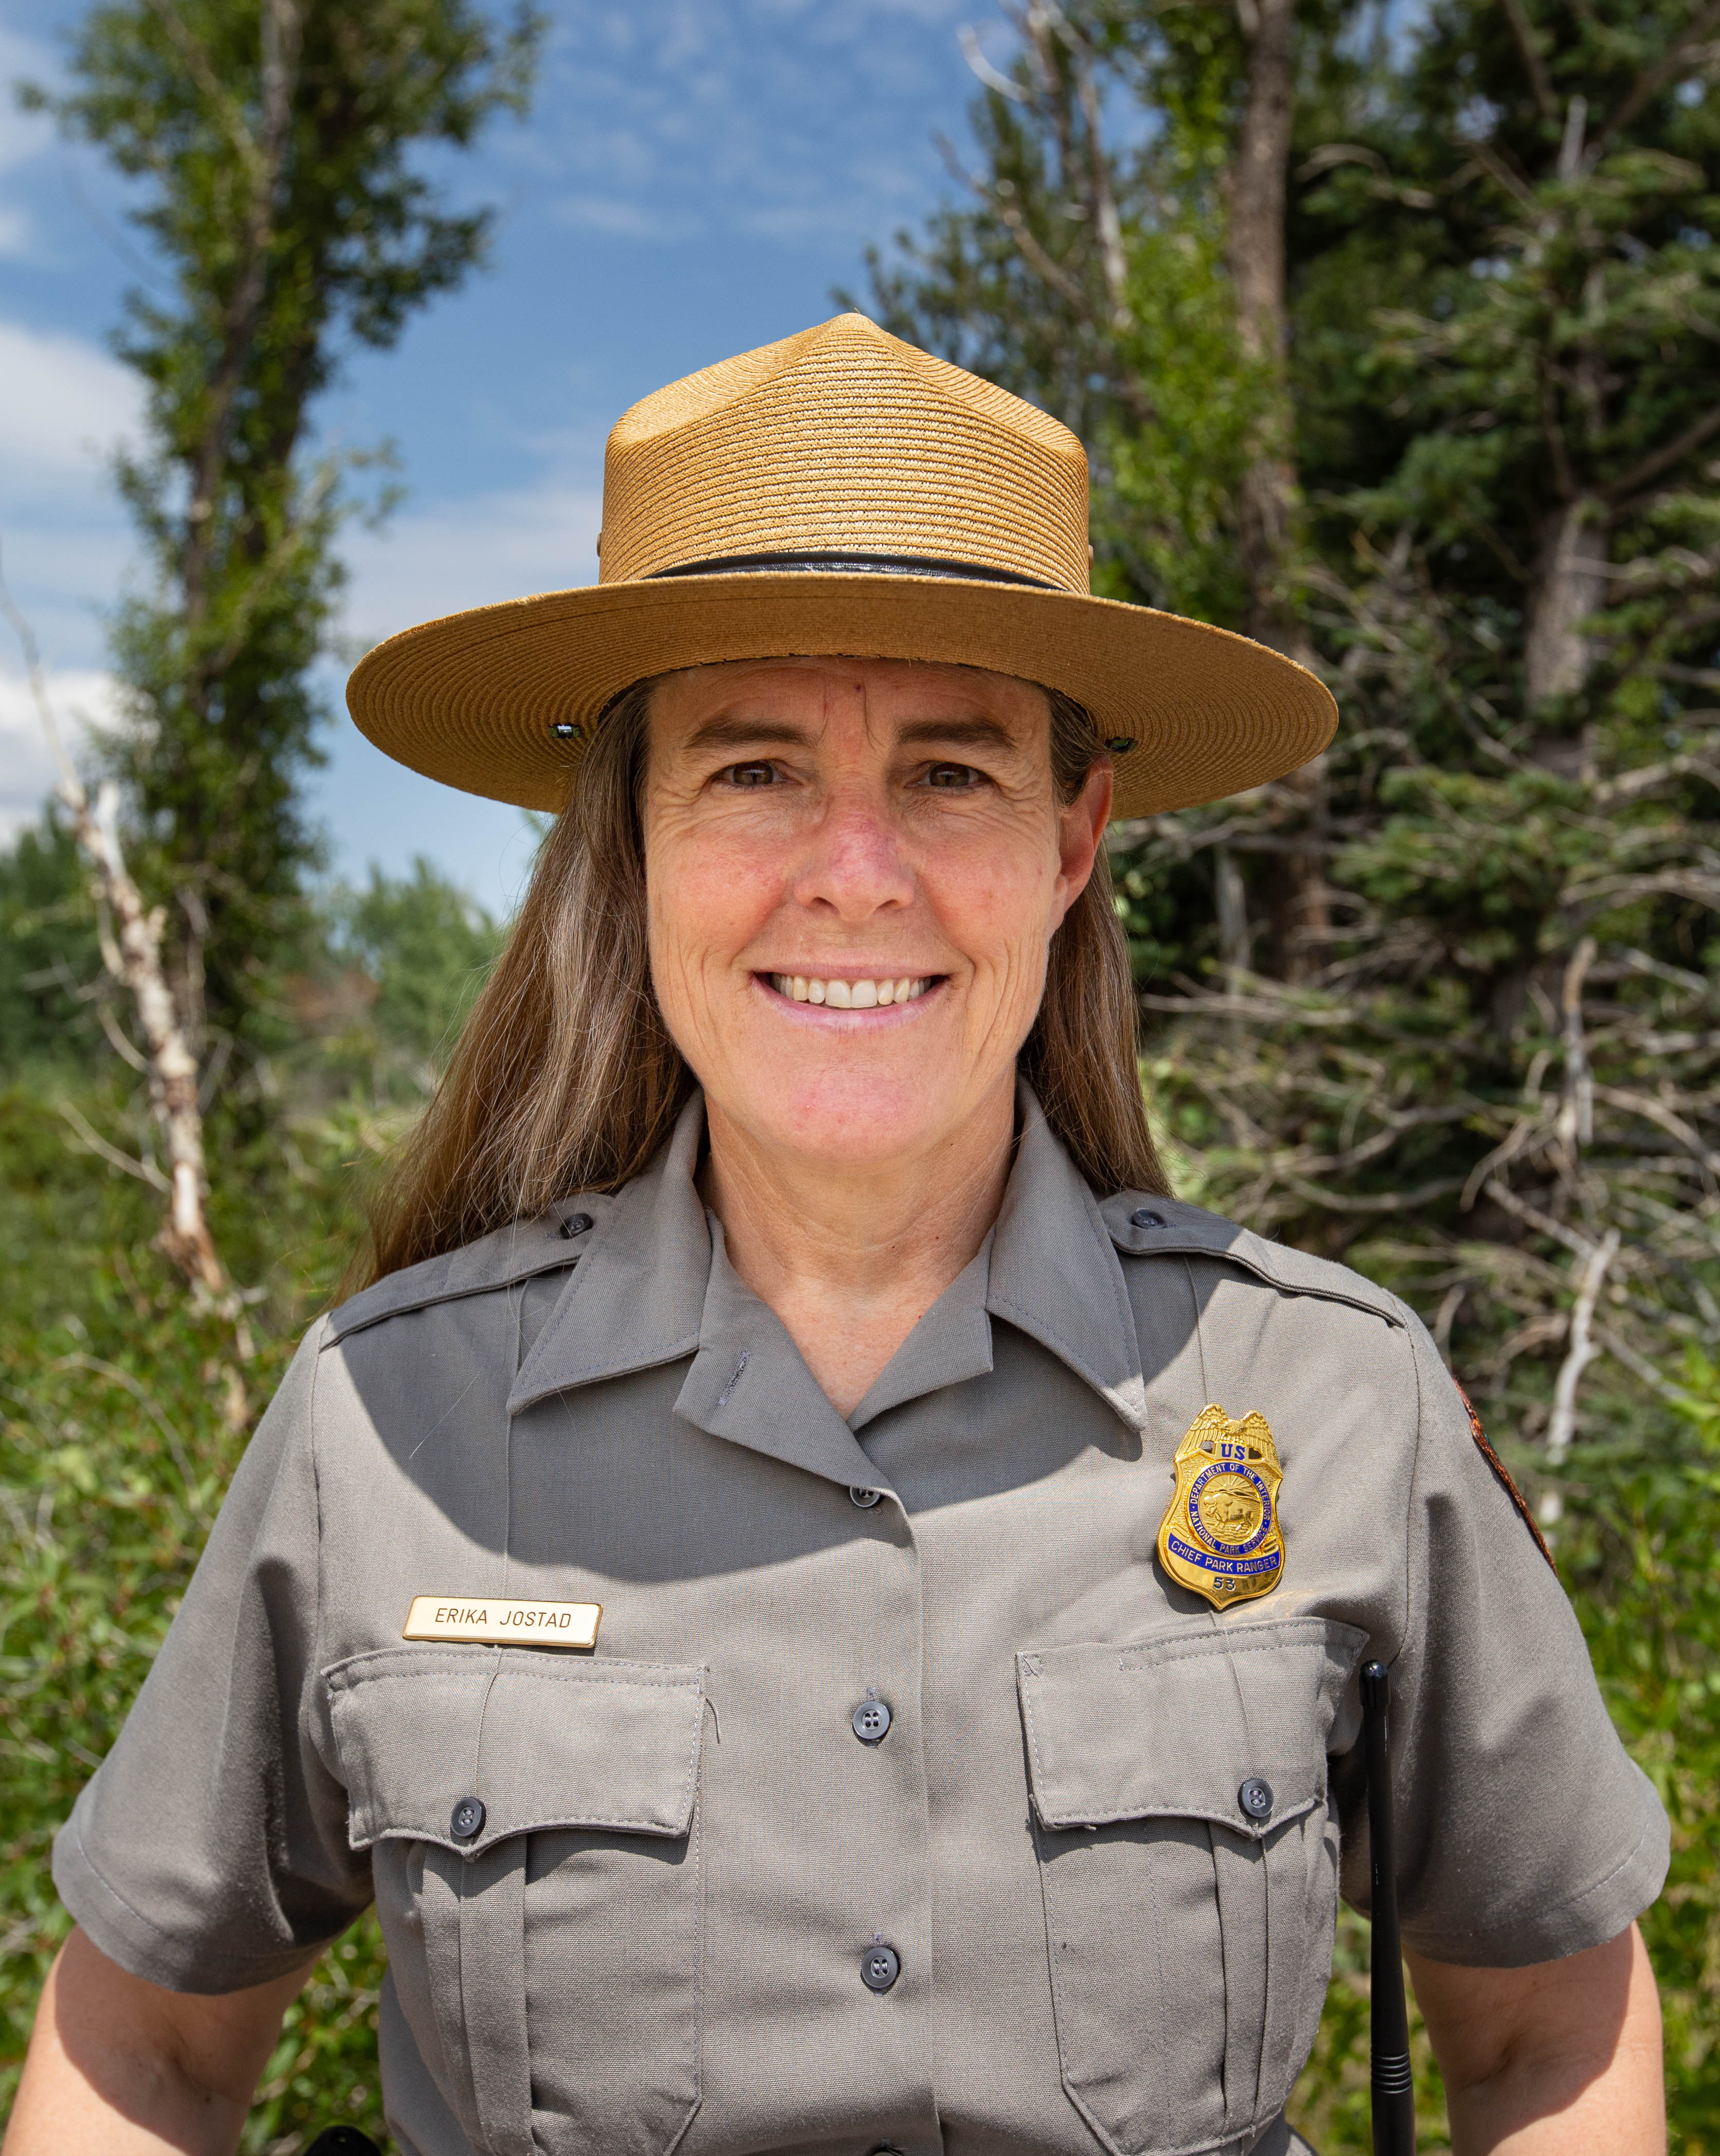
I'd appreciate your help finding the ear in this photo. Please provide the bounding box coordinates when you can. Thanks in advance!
[1051,760,1113,927]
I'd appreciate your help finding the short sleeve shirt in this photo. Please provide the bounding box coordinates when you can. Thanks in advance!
[53,1088,1668,2156]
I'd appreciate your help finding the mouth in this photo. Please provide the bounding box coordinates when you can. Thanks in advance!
[761,972,939,1009]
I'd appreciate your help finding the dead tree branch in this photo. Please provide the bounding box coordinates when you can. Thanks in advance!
[1541,1227,1622,1525]
[1,551,232,1309]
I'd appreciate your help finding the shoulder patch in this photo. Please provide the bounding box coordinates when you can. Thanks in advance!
[1453,1378,1557,1572]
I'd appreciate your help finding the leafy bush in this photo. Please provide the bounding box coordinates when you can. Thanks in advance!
[0,1078,390,2145]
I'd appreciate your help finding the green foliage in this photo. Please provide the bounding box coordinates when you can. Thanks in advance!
[0,814,101,1071]
[0,1073,389,2143]
[0,795,519,2127]
[328,857,502,1071]
[16,0,542,1058]
[0,832,506,2137]
[854,5,1267,623]
[1559,1350,1720,2138]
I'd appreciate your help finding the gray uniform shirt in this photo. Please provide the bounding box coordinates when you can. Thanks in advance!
[54,1089,1668,2156]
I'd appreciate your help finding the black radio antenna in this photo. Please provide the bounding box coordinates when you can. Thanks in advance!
[1362,1659,1416,2156]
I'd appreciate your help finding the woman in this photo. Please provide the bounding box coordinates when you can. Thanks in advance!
[10,316,1668,2156]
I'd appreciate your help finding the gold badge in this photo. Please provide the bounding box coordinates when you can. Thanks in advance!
[1156,1404,1285,1611]
[402,1596,601,1649]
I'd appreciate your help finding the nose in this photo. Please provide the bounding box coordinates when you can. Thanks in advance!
[789,787,916,920]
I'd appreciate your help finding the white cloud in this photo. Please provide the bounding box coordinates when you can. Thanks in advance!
[552,193,692,241]
[0,321,141,697]
[0,318,142,492]
[537,0,972,249]
[0,663,125,844]
[342,474,603,647]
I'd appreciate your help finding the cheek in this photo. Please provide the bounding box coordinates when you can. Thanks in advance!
[929,832,1063,979]
[645,823,780,990]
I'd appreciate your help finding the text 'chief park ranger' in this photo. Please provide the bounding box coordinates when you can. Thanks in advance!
[10,315,1670,2156]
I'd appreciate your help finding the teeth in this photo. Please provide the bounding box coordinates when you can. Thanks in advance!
[768,974,932,1007]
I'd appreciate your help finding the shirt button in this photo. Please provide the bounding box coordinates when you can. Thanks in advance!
[861,1943,901,1992]
[559,1210,594,1239]
[1130,1207,1167,1228]
[450,1796,486,1842]
[852,1699,892,1744]
[1238,1777,1274,1822]
[849,1486,881,1508]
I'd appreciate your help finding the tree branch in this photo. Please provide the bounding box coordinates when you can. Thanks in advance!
[1554,935,1597,1169]
[175,0,303,628]
[1589,0,1720,163]
[1545,1227,1621,1469]
[1601,401,1720,504]
[1500,0,1558,119]
[56,1098,170,1191]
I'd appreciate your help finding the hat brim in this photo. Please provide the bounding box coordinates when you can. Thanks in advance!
[345,572,1337,819]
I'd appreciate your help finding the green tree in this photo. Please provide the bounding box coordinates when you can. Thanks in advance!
[855,3,1267,628]
[17,0,541,1081]
[0,814,101,1072]
[321,854,503,1080]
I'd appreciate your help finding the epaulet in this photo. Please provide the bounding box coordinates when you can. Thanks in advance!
[324,1195,612,1344]
[1097,1191,1403,1329]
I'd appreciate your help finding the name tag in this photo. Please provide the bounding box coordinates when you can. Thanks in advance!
[402,1596,601,1649]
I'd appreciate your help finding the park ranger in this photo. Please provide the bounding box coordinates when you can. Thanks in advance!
[10,316,1668,2156]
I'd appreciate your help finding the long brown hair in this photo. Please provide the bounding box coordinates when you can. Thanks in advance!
[361,673,1167,1284]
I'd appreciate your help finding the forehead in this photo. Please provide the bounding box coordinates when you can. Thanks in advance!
[649,656,1051,743]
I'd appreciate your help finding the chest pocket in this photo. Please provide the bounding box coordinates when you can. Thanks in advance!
[1017,1616,1366,2156]
[326,1647,705,2156]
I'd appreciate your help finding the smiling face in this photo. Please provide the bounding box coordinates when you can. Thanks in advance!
[642,656,1111,1176]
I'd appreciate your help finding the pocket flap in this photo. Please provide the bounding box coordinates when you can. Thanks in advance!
[1017,1616,1367,1838]
[325,1647,705,1856]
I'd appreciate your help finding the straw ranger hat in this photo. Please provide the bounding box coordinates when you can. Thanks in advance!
[347,314,1335,819]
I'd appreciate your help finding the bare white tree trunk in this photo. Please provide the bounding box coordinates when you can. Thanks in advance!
[2,562,229,1304]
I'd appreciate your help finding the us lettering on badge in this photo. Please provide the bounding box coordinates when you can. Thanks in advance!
[402,1596,601,1648]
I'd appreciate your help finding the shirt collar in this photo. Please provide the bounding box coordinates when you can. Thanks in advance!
[985,1086,1150,1434]
[508,1090,710,1415]
[672,1220,882,1491]
[508,1081,1150,1478]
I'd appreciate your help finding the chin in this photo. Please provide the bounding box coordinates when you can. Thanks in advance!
[739,1065,960,1168]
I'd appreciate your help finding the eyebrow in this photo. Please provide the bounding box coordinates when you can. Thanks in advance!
[895,715,1019,754]
[682,716,810,755]
[680,712,1024,758]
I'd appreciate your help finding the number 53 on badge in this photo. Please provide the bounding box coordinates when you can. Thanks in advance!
[1157,1404,1285,1610]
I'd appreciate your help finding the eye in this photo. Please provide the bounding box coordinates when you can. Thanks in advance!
[719,761,780,788]
[922,762,983,790]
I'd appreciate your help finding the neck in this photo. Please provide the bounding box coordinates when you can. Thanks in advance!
[700,1080,1017,1417]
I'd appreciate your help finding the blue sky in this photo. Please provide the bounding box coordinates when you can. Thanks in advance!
[0,0,1000,913]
